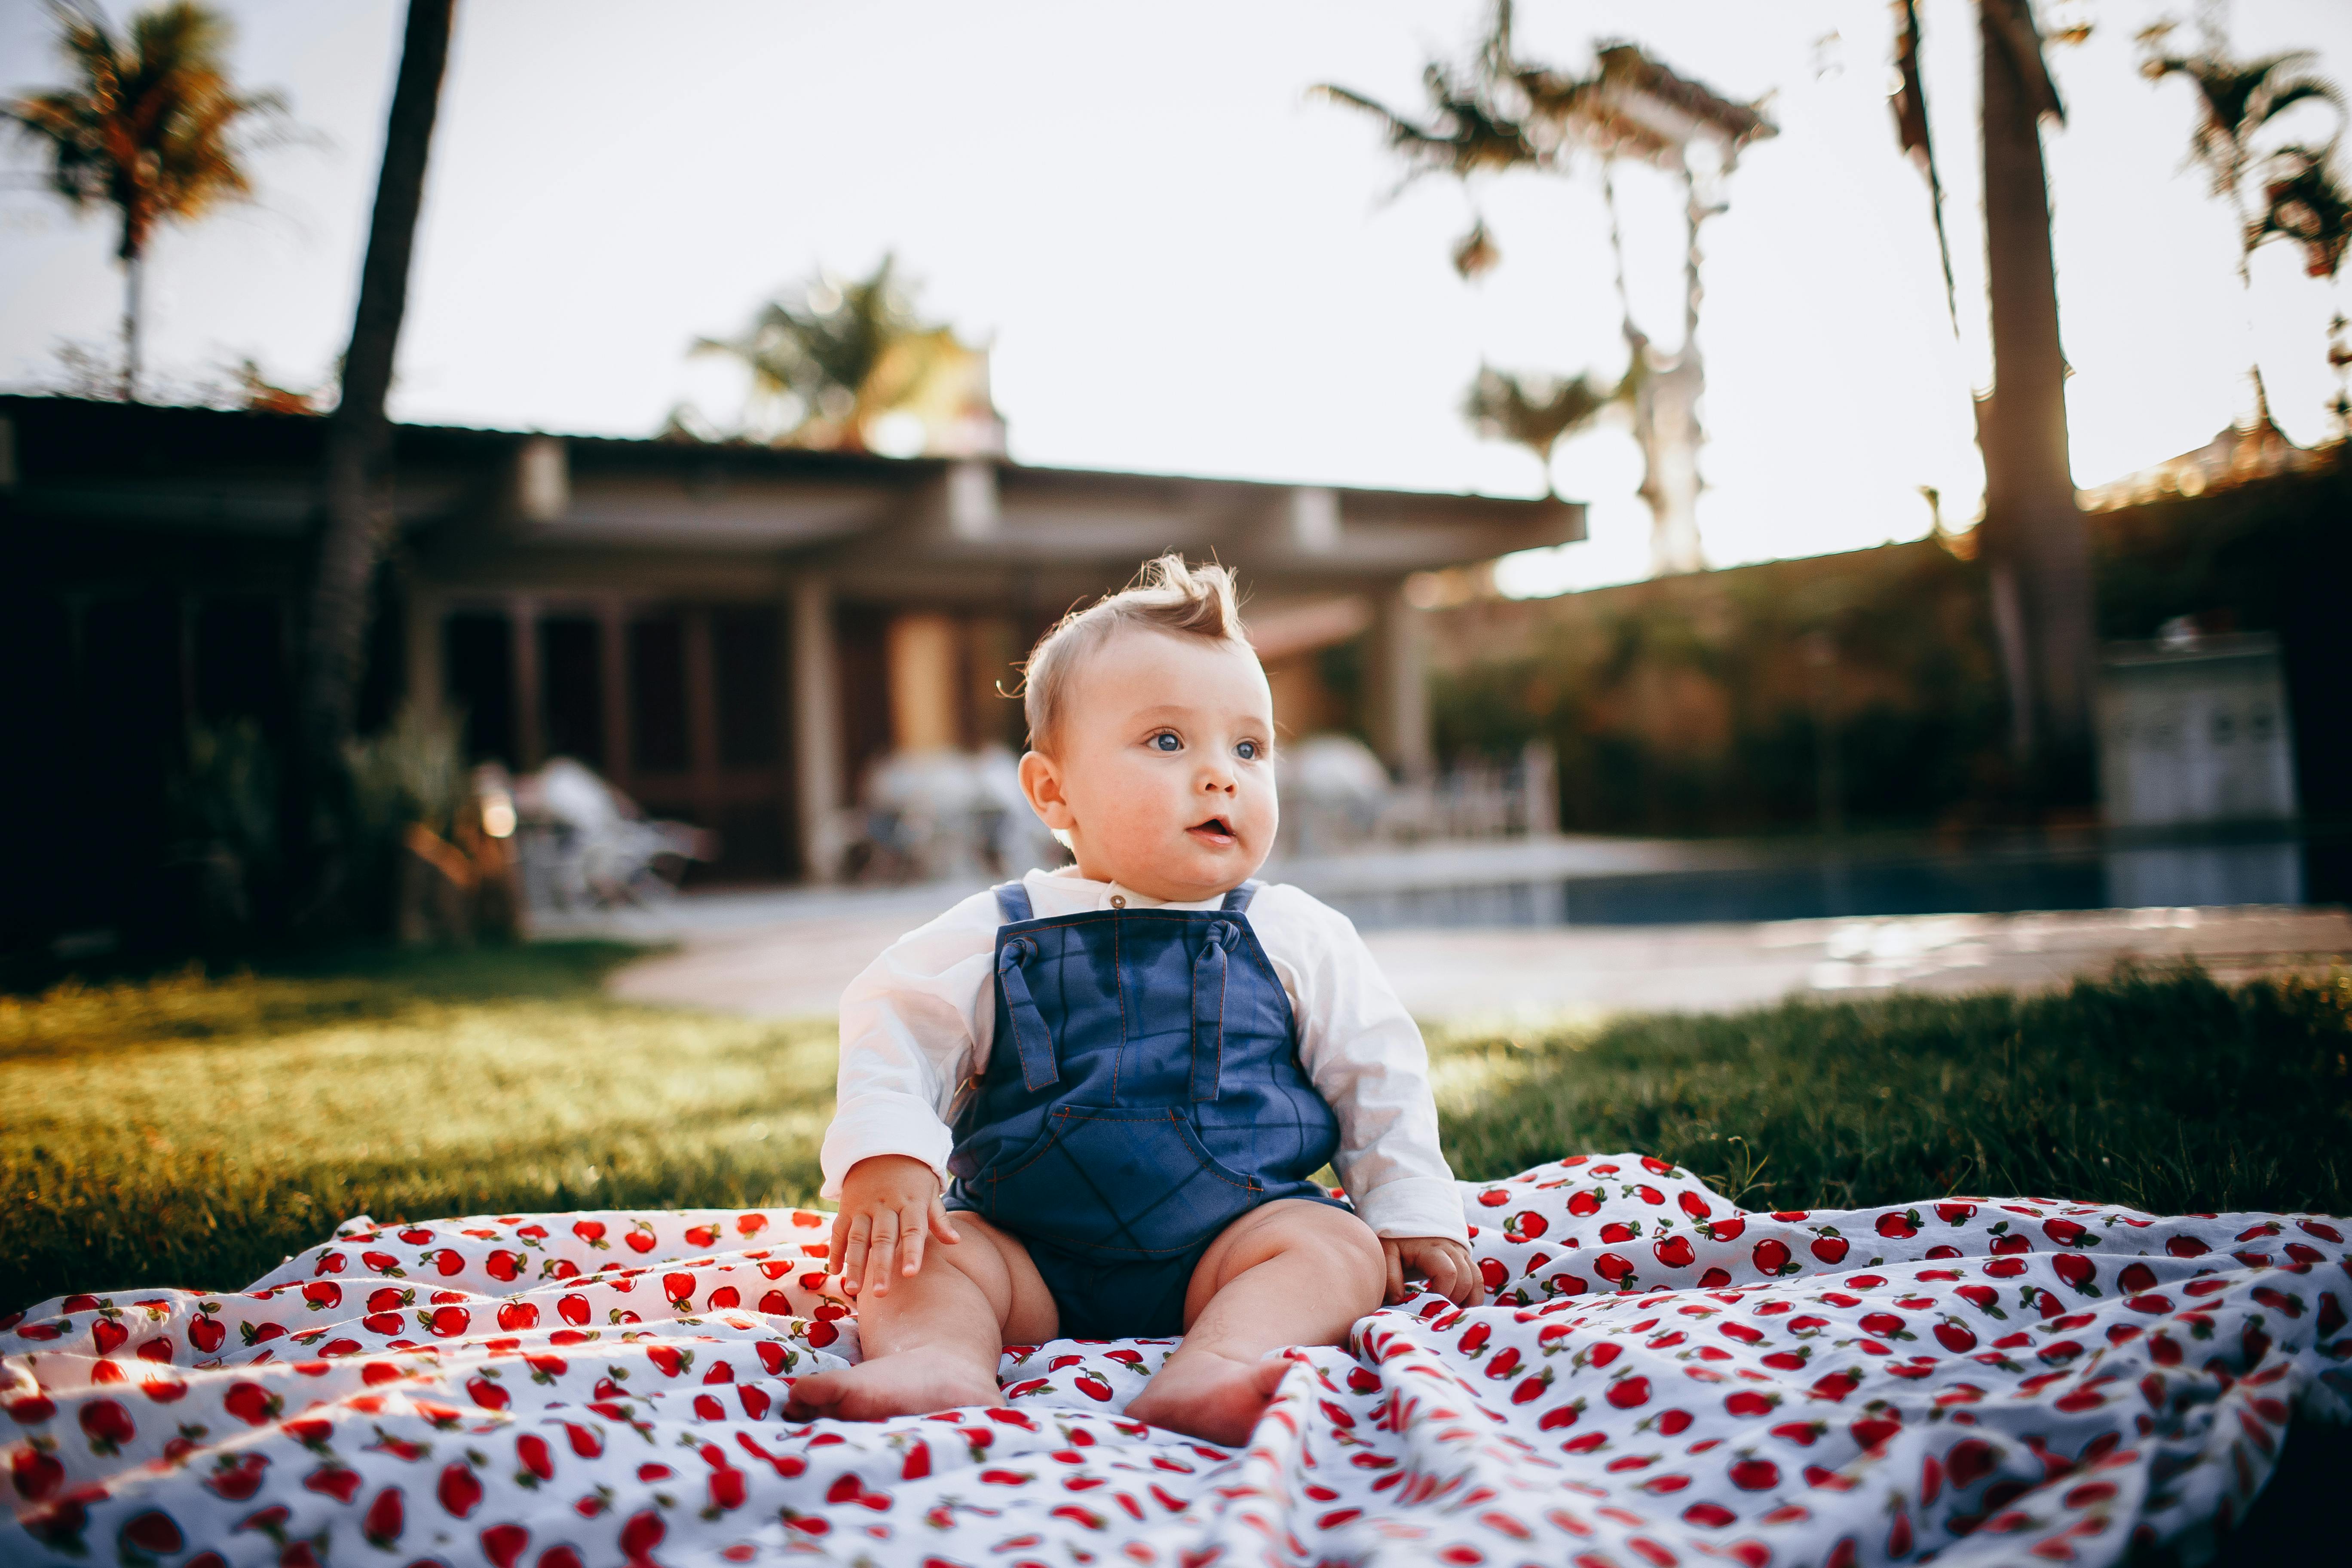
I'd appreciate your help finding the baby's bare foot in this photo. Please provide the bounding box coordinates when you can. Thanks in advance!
[1124,1349,1293,1446]
[785,1346,1004,1422]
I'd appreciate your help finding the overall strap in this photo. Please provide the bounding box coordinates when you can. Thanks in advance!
[1219,879,1261,913]
[1190,916,1243,1102]
[995,934,1060,1093]
[992,880,1035,923]
[989,880,1057,1091]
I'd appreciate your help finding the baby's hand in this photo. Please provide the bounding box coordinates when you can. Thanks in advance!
[1381,1235,1478,1306]
[830,1155,962,1300]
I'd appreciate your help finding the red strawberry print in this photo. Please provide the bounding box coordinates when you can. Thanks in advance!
[481,1522,531,1568]
[303,1466,363,1504]
[438,1462,484,1518]
[221,1382,280,1426]
[1875,1210,1920,1240]
[204,1454,269,1501]
[13,1445,65,1501]
[1809,1232,1850,1265]
[118,1510,183,1555]
[1728,1458,1780,1491]
[1568,1189,1603,1217]
[1607,1375,1652,1409]
[1752,1240,1794,1275]
[78,1399,135,1454]
[1653,1236,1695,1269]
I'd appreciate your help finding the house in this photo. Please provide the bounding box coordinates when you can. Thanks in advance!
[0,394,1580,940]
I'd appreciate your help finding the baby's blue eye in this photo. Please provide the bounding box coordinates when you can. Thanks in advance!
[1152,732,1181,752]
[1236,739,1260,761]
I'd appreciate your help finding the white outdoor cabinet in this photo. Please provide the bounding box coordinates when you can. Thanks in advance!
[2097,633,2300,827]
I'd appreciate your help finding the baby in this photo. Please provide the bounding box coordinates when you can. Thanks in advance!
[787,556,1475,1444]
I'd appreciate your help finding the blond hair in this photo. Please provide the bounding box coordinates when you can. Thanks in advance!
[1020,555,1251,753]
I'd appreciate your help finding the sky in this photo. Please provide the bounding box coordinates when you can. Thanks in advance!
[2,0,2347,595]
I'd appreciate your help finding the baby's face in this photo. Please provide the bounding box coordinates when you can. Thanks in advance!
[1020,629,1278,903]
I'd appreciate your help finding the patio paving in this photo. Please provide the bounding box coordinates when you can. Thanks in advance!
[566,886,2352,1024]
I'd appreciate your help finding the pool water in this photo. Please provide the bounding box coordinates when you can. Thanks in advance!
[1323,836,2331,931]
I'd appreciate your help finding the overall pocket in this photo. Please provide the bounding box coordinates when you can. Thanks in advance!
[986,1104,1262,1257]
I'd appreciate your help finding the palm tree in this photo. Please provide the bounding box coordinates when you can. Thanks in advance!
[4,1,285,400]
[690,254,1003,454]
[1461,365,1623,491]
[2141,37,2346,422]
[1974,0,2095,802]
[1882,2,2094,803]
[300,0,453,870]
[1320,4,1773,576]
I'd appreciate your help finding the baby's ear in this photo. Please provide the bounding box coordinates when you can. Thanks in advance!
[1018,750,1076,830]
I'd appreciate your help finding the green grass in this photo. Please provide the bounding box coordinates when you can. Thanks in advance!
[1430,963,2352,1218]
[4,951,2349,1314]
[3,944,840,1311]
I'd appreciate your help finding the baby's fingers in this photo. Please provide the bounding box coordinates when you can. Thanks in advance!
[897,1202,928,1277]
[1382,1241,1406,1306]
[837,1211,872,1297]
[928,1197,962,1246]
[1443,1247,1479,1305]
[827,1209,851,1278]
[864,1212,901,1298]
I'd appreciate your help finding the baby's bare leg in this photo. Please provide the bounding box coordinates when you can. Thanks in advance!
[1125,1200,1384,1446]
[786,1212,1057,1421]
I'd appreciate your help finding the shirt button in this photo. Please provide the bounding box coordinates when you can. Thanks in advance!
[1109,895,1127,909]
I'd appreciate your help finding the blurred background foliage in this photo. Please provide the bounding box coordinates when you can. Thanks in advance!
[1417,444,2350,837]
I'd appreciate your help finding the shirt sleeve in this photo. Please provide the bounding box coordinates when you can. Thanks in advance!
[817,891,1000,1200]
[1251,885,1469,1246]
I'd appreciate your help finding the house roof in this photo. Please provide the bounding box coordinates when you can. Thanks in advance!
[1,394,1584,601]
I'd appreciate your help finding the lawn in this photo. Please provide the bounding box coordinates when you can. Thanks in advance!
[7,945,2348,1311]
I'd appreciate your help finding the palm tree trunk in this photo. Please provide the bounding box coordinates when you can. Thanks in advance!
[121,250,141,402]
[298,0,455,882]
[1976,0,2095,805]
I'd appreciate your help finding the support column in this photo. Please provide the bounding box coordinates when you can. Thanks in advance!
[598,597,632,790]
[886,612,961,753]
[404,583,443,723]
[509,594,542,769]
[790,575,845,882]
[683,606,720,826]
[1364,583,1433,781]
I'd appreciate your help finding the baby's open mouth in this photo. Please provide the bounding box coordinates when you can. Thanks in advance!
[1188,816,1236,846]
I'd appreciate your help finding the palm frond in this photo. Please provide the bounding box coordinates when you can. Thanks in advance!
[2253,146,2352,280]
[1462,364,1623,482]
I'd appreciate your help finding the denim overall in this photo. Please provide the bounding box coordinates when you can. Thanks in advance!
[943,880,1344,1337]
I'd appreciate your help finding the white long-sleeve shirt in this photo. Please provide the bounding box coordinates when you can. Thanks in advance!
[820,866,1469,1245]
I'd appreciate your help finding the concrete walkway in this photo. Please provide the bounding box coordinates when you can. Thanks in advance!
[569,887,2352,1023]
